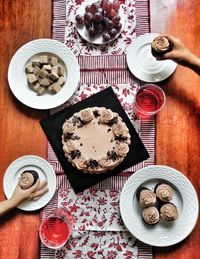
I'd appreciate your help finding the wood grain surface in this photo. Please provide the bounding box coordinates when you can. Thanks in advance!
[0,0,199,259]
[151,0,200,258]
[0,1,51,258]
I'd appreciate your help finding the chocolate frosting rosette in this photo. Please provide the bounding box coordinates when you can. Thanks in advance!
[142,206,160,225]
[137,187,157,208]
[160,203,178,221]
[100,108,114,124]
[19,170,39,189]
[62,122,75,134]
[80,108,93,122]
[151,36,171,57]
[154,183,173,202]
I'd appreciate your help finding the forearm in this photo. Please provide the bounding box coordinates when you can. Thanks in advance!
[184,53,200,75]
[0,198,18,218]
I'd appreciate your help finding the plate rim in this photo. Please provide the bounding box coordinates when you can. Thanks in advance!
[126,32,177,82]
[3,155,57,211]
[8,38,80,110]
[119,165,199,247]
[75,0,126,45]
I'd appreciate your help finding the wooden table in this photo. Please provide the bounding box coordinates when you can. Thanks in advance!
[0,0,199,258]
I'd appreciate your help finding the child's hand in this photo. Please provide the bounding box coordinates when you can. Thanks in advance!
[10,179,48,206]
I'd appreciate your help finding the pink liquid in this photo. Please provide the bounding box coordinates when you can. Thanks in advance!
[135,85,165,115]
[40,216,71,249]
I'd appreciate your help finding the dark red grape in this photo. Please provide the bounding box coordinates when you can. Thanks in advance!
[102,1,112,13]
[108,9,116,18]
[93,21,103,32]
[113,0,120,11]
[102,31,111,41]
[89,27,97,37]
[84,12,93,22]
[85,20,92,30]
[112,15,121,25]
[75,14,84,25]
[102,16,110,26]
[94,12,103,22]
[109,28,117,37]
[106,19,114,29]
[115,22,122,31]
[101,0,107,8]
[97,7,103,14]
[90,3,100,13]
[85,5,91,13]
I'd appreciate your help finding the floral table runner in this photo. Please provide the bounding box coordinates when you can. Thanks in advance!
[41,0,153,258]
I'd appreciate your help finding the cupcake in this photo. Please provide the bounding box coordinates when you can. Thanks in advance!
[154,183,173,202]
[160,203,178,222]
[19,170,39,189]
[142,206,160,225]
[151,36,172,57]
[136,187,157,208]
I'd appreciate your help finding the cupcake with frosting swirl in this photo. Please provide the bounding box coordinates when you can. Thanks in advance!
[137,187,157,208]
[19,170,39,189]
[151,36,171,57]
[80,108,93,123]
[160,203,178,221]
[100,108,113,124]
[155,183,173,202]
[142,206,160,225]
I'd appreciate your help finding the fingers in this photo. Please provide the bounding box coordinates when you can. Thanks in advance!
[32,186,49,200]
[37,180,48,191]
[28,179,40,193]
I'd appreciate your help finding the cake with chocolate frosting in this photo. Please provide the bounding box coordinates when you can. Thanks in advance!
[19,170,39,189]
[62,107,131,174]
[151,36,172,57]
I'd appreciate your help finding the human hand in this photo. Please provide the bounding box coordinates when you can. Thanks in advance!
[156,35,195,66]
[10,179,49,206]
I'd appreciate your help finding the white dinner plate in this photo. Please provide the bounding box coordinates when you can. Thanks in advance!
[8,39,80,109]
[126,33,177,82]
[3,155,56,211]
[75,0,125,45]
[120,165,199,247]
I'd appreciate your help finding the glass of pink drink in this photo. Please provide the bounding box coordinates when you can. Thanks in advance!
[135,84,166,117]
[39,207,73,249]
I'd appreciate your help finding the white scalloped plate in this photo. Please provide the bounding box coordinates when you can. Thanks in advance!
[126,33,177,82]
[75,0,125,45]
[120,165,199,247]
[3,155,56,211]
[8,39,80,109]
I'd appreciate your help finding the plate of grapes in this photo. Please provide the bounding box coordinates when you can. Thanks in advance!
[75,0,125,44]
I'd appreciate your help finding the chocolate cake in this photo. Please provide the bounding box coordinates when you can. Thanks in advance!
[61,107,131,174]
